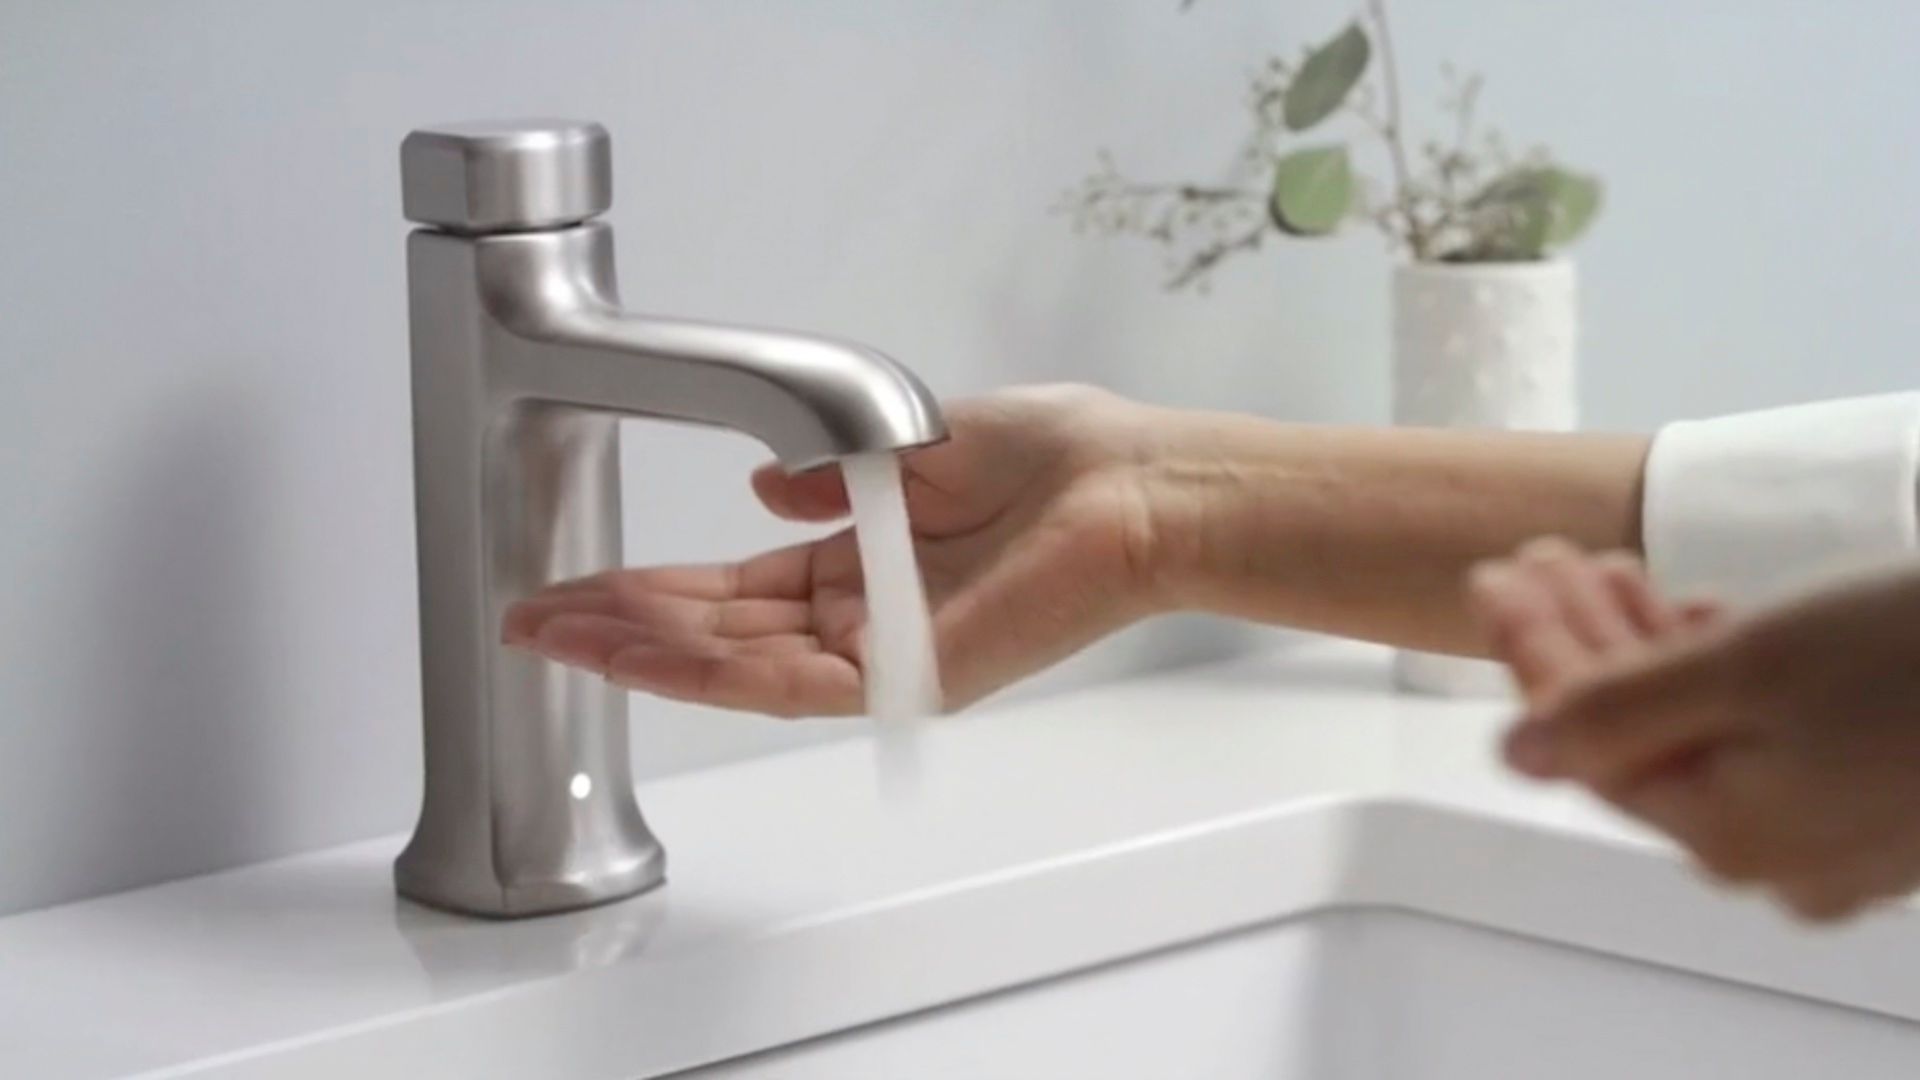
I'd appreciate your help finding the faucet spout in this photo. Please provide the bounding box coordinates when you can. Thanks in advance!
[394,118,944,918]
[477,225,946,470]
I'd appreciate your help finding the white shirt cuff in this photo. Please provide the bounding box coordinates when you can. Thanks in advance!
[1643,392,1920,608]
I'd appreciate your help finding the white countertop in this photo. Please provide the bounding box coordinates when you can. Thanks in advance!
[5,642,1918,1079]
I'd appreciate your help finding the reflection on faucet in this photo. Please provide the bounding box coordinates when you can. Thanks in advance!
[395,119,945,918]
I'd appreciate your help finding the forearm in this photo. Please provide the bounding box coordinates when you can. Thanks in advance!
[1137,409,1651,655]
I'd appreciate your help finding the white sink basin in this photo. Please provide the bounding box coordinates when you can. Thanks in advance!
[5,642,1919,1078]
[689,906,1920,1080]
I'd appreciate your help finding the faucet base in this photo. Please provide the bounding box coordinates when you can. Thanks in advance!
[394,840,666,920]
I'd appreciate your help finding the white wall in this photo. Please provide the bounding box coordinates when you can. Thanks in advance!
[1,0,1914,917]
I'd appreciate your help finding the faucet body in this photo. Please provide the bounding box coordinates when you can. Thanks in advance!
[397,120,943,917]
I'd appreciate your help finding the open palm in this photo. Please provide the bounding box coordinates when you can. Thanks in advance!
[502,386,1160,716]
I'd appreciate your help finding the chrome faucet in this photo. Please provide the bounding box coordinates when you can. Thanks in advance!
[395,119,945,918]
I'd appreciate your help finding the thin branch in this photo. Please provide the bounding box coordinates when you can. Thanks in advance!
[1453,75,1483,161]
[1341,89,1395,143]
[1422,69,1485,257]
[1364,0,1427,259]
[1105,181,1261,204]
[1166,223,1268,290]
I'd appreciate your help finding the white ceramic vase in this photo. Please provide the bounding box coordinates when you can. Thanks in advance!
[1391,259,1578,698]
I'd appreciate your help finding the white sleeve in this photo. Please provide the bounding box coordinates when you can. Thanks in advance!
[1642,392,1920,609]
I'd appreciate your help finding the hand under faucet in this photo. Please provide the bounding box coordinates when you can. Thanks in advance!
[505,384,1162,715]
[504,382,1654,714]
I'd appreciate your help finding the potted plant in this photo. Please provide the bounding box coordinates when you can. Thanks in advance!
[1061,0,1601,696]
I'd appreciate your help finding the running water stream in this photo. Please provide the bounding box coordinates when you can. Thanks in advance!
[841,452,943,796]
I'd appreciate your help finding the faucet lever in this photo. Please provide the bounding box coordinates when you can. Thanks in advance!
[401,119,612,235]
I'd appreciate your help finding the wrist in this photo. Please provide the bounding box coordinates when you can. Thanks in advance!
[1051,391,1283,622]
[1118,406,1249,617]
[1051,394,1200,620]
[1125,409,1332,624]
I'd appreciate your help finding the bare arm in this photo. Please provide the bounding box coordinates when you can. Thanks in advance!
[505,386,1652,714]
[1137,409,1651,655]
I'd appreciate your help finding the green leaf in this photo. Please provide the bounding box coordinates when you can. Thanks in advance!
[1283,22,1371,131]
[1545,169,1602,247]
[1269,145,1353,236]
[1466,165,1603,259]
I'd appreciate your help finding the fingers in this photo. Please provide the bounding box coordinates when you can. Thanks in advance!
[503,543,822,644]
[608,646,862,719]
[511,609,860,718]
[1776,872,1883,923]
[703,597,814,637]
[1616,754,1845,920]
[1775,883,1870,924]
[524,612,664,673]
[1513,537,1640,652]
[1610,747,1920,924]
[608,543,818,603]
[502,589,617,645]
[495,537,856,718]
[598,591,817,638]
[1593,551,1676,637]
[504,582,813,647]
[1773,839,1920,923]
[1613,749,1771,883]
[1527,638,1744,787]
[1469,544,1677,693]
[1468,559,1593,701]
[1469,539,1744,783]
[752,463,850,522]
[529,606,816,663]
[1469,547,1918,926]
[1677,597,1728,631]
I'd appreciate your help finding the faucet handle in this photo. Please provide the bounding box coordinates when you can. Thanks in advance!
[401,119,612,234]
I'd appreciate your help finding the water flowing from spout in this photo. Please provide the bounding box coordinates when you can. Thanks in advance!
[842,452,942,797]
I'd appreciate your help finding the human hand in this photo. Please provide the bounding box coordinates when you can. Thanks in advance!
[1470,539,1920,921]
[502,385,1169,716]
